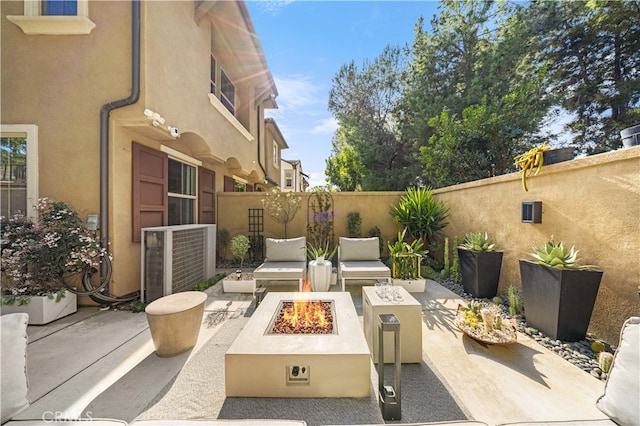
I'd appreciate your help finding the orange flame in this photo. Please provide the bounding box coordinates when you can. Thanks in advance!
[282,300,327,328]
[302,277,312,292]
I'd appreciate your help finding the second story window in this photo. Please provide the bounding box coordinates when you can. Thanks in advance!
[210,54,216,95]
[285,171,293,188]
[220,69,235,115]
[43,0,77,15]
[273,142,279,167]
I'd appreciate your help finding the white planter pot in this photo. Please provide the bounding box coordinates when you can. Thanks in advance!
[308,259,332,292]
[222,274,256,293]
[392,278,427,293]
[2,291,77,325]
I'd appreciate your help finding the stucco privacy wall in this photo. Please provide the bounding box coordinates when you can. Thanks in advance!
[218,147,639,344]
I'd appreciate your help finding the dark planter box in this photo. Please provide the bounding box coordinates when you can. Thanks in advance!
[543,147,574,165]
[620,124,640,148]
[519,260,603,342]
[458,249,503,298]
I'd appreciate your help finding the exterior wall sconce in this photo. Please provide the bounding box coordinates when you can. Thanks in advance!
[522,201,542,223]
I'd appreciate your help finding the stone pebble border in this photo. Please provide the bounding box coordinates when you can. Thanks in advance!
[437,278,615,381]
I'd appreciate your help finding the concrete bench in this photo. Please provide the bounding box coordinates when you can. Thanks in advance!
[144,291,207,357]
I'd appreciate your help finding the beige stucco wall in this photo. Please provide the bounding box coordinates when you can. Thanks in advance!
[435,146,640,344]
[218,148,640,343]
[2,1,279,302]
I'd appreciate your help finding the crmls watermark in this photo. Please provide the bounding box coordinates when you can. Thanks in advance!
[41,411,94,422]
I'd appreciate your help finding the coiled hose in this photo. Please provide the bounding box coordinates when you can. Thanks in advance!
[62,254,139,305]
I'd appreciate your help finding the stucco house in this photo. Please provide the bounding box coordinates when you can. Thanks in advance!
[281,159,309,192]
[1,0,287,300]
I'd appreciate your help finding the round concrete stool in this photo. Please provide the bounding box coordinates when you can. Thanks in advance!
[145,291,207,357]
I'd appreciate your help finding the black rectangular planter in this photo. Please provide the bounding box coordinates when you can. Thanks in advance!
[519,260,603,342]
[458,249,503,298]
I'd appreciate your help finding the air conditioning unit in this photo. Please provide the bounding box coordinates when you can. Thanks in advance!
[141,224,216,303]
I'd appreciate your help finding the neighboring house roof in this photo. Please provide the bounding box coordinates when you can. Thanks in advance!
[266,117,289,149]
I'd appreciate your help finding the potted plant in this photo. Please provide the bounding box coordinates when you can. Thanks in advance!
[454,300,517,345]
[222,235,254,293]
[457,232,503,298]
[1,198,109,324]
[387,228,428,292]
[306,240,337,291]
[514,142,573,191]
[519,238,603,341]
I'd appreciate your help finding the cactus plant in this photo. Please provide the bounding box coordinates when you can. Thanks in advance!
[591,340,606,353]
[508,285,521,316]
[450,235,462,283]
[598,352,614,373]
[440,237,450,279]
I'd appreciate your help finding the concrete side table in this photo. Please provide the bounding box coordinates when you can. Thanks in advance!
[145,291,207,357]
[362,286,422,363]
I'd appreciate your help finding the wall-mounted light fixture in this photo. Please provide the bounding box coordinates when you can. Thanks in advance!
[522,201,542,223]
[144,108,179,138]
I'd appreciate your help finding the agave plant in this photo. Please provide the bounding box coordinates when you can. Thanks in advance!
[459,232,496,252]
[390,187,449,248]
[530,239,596,270]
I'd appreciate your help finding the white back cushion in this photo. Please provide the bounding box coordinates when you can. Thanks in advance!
[596,316,640,425]
[265,237,306,262]
[339,237,380,261]
[1,313,30,423]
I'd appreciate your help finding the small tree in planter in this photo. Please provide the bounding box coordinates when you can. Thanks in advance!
[223,235,253,293]
[519,238,603,342]
[457,232,503,298]
[230,235,250,268]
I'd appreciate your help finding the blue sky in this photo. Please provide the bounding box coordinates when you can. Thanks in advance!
[246,1,440,189]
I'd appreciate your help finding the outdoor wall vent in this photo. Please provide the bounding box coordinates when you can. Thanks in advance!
[522,201,542,223]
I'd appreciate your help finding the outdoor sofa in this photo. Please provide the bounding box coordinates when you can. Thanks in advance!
[252,236,307,291]
[338,236,391,291]
[2,312,638,425]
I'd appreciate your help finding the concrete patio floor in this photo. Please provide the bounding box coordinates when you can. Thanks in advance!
[13,279,609,425]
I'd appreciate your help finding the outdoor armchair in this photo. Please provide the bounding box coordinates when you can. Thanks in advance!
[338,237,391,292]
[253,236,307,291]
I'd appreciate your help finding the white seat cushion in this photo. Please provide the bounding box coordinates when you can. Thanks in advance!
[253,261,306,280]
[596,316,640,425]
[340,260,391,278]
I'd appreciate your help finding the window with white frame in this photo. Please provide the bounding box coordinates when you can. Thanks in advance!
[168,158,197,225]
[273,141,279,167]
[285,171,293,188]
[0,125,39,219]
[220,69,235,115]
[210,54,217,95]
[43,0,78,15]
[7,0,95,35]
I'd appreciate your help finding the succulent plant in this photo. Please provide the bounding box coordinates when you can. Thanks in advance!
[530,238,597,270]
[598,352,614,373]
[459,232,496,252]
[508,285,521,316]
[591,340,606,353]
[513,141,552,192]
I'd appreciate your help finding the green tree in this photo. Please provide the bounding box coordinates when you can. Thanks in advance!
[327,46,418,190]
[529,0,640,153]
[325,127,364,191]
[403,0,551,188]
